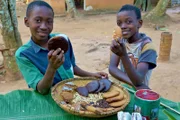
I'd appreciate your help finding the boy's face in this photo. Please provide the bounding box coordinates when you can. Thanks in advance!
[24,6,54,42]
[116,11,142,39]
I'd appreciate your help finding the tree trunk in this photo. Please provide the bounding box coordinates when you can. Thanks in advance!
[135,0,152,12]
[143,0,170,23]
[65,0,78,18]
[0,0,22,81]
[146,0,152,12]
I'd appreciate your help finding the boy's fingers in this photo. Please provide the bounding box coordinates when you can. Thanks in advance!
[110,46,117,54]
[55,50,64,63]
[48,50,54,59]
[52,48,61,56]
[50,48,61,60]
[48,50,54,56]
[56,55,65,67]
[119,41,125,49]
[112,40,119,47]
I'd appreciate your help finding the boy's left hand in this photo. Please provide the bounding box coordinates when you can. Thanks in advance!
[111,38,127,57]
[91,72,108,78]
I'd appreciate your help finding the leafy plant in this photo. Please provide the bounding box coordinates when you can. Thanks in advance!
[163,109,176,120]
[177,103,180,111]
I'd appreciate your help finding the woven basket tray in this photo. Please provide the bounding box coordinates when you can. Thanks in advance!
[51,77,130,118]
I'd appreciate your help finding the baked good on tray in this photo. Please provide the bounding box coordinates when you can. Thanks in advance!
[51,78,130,118]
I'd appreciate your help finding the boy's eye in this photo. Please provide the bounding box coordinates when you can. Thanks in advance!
[36,19,41,23]
[117,21,122,26]
[126,20,132,24]
[48,20,53,24]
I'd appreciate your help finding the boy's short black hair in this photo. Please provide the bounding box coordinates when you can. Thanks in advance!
[118,4,141,19]
[26,0,54,17]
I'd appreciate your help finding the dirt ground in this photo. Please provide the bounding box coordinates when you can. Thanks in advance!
[0,3,180,102]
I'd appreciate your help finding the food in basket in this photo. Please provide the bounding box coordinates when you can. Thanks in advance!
[72,92,103,104]
[106,94,124,103]
[65,82,77,89]
[94,99,111,108]
[102,89,127,108]
[71,102,86,111]
[81,102,102,114]
[76,79,112,97]
[106,89,124,103]
[95,81,105,93]
[86,80,100,93]
[109,99,127,108]
[60,91,74,103]
[62,86,73,92]
[99,79,112,92]
[54,78,130,117]
[76,86,89,97]
[103,90,120,98]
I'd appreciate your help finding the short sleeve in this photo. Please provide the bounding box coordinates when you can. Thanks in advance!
[67,38,76,67]
[138,42,157,69]
[16,55,43,90]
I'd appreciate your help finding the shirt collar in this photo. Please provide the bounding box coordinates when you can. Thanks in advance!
[30,38,47,53]
[30,34,68,53]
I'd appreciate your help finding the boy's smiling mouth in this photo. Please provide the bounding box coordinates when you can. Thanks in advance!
[38,31,49,36]
[122,30,130,35]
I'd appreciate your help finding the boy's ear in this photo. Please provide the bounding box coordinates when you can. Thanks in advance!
[24,17,29,27]
[138,19,143,28]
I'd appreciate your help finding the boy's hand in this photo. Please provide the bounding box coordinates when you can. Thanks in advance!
[48,48,64,70]
[91,72,108,78]
[110,38,127,57]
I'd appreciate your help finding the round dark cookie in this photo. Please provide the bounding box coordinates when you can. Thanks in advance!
[48,36,68,53]
[76,87,89,97]
[86,80,99,93]
[95,81,105,93]
[99,79,112,92]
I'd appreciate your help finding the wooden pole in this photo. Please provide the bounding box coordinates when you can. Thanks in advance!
[158,32,172,61]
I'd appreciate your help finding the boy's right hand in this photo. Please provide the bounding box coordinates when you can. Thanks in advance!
[48,48,65,70]
[110,39,127,57]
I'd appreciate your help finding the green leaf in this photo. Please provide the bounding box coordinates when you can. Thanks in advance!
[163,109,176,120]
[177,103,180,111]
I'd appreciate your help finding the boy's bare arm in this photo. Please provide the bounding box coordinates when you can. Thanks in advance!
[110,40,149,87]
[37,49,64,94]
[109,53,133,86]
[109,54,150,89]
[74,66,94,77]
[37,65,56,94]
[120,54,149,86]
[73,66,108,78]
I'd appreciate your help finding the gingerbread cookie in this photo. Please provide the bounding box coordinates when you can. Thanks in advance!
[109,99,126,108]
[60,91,74,103]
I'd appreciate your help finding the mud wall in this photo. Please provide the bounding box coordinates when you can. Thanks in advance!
[85,0,134,10]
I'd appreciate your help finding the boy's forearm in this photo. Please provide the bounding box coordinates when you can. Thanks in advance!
[37,65,56,94]
[73,66,94,77]
[120,55,144,86]
[109,66,133,86]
